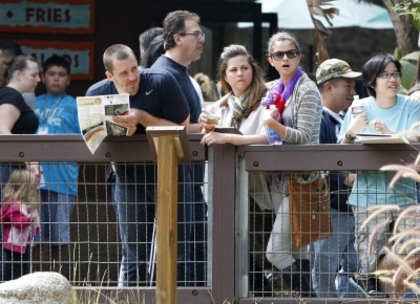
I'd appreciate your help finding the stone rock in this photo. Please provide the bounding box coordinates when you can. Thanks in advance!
[0,272,75,304]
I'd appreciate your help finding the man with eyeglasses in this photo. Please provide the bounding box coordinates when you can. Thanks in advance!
[311,58,361,298]
[150,10,207,286]
[151,10,204,129]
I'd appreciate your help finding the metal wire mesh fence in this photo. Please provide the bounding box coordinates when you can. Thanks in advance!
[0,160,209,288]
[239,143,420,302]
[0,136,419,303]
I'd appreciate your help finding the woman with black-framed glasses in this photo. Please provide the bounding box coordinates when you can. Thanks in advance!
[338,53,420,297]
[263,31,322,298]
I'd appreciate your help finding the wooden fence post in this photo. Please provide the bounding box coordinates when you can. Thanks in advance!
[146,127,191,304]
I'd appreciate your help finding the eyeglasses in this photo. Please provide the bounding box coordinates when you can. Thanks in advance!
[378,71,402,79]
[271,49,299,61]
[179,32,205,39]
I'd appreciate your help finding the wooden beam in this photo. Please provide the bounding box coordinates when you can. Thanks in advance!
[156,135,178,304]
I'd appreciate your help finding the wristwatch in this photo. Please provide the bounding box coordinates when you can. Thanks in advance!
[345,133,356,140]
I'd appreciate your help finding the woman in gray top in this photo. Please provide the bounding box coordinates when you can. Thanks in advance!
[262,31,322,298]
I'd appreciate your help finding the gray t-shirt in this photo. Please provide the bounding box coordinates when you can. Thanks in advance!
[281,101,293,144]
[23,92,35,110]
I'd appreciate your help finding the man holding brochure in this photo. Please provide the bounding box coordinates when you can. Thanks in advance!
[85,44,190,286]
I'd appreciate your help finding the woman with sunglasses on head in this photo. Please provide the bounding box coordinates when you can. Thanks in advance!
[263,31,322,298]
[338,53,420,297]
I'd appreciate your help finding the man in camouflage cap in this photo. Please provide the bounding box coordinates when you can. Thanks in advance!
[310,58,362,298]
[316,58,362,85]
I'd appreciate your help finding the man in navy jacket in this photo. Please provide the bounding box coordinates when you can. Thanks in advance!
[311,59,361,298]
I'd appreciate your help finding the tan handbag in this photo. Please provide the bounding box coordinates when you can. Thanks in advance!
[288,176,333,248]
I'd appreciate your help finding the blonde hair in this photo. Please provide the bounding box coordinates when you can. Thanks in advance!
[3,170,39,210]
[216,80,228,99]
[194,72,218,101]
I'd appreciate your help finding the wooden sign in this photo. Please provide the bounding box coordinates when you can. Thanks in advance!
[17,40,94,80]
[0,0,95,34]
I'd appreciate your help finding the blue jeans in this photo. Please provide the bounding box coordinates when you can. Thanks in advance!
[106,166,128,286]
[311,209,358,298]
[188,163,207,286]
[35,190,75,244]
[404,278,420,298]
[188,200,207,285]
[115,163,192,286]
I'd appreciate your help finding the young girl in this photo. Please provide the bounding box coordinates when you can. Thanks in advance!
[0,169,40,281]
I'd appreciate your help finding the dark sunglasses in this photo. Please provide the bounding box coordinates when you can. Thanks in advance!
[271,49,299,61]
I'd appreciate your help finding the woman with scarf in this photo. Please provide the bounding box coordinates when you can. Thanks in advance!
[200,44,267,145]
[263,31,322,298]
[200,44,270,293]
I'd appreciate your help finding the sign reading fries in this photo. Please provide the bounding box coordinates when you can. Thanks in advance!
[0,0,95,34]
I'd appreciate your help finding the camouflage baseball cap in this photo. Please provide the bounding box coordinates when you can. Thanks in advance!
[316,58,362,85]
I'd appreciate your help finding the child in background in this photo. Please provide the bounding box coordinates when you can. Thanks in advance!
[0,169,40,281]
[33,55,79,279]
[194,72,218,102]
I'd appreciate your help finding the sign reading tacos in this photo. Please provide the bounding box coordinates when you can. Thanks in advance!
[17,40,94,80]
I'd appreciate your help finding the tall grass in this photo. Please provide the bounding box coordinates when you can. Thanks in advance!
[363,128,420,298]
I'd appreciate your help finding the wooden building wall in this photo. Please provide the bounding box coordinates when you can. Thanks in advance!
[0,0,152,97]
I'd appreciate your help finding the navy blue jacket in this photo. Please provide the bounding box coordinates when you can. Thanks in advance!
[320,109,352,213]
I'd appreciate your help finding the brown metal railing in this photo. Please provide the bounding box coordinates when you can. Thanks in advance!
[0,134,418,303]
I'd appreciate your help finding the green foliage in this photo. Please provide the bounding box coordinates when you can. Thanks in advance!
[412,18,420,31]
[400,51,420,93]
[393,48,420,94]
[394,47,402,60]
[391,1,420,31]
[391,1,420,21]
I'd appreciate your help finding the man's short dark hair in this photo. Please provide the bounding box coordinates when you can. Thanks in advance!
[163,10,200,51]
[43,55,71,74]
[103,44,136,73]
[139,27,163,53]
[142,35,165,68]
[0,40,23,59]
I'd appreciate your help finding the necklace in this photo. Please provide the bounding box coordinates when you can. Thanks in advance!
[261,68,304,116]
[41,96,62,124]
[375,95,397,109]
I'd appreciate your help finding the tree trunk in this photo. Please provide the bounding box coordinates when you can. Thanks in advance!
[382,0,413,56]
